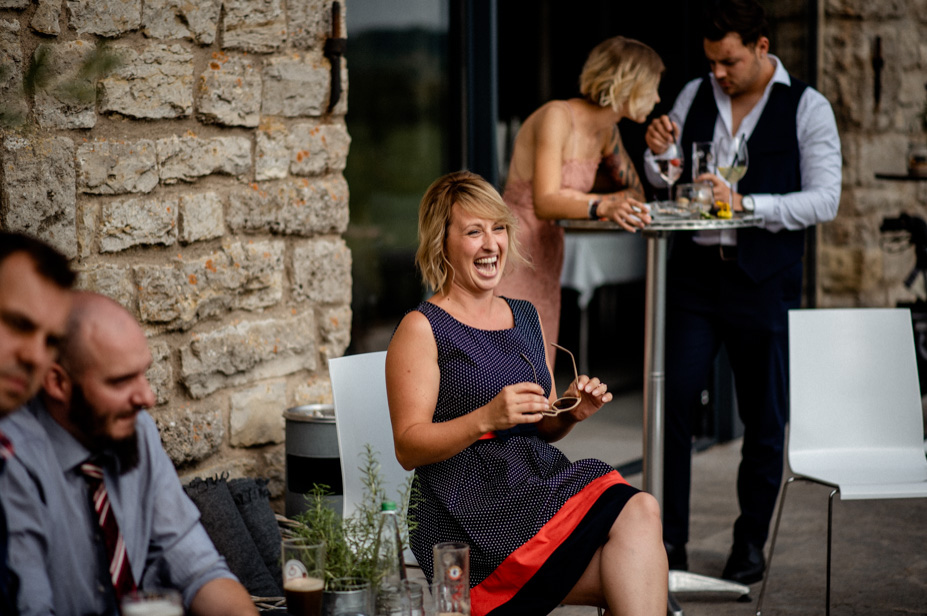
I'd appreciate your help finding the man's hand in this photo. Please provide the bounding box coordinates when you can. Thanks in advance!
[645,115,680,155]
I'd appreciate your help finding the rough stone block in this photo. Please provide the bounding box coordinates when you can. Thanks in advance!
[100,195,178,253]
[179,191,225,244]
[147,340,172,406]
[292,375,333,406]
[33,40,98,129]
[197,53,261,127]
[77,139,158,195]
[100,44,194,119]
[142,0,220,44]
[157,134,251,183]
[67,0,141,37]
[0,20,26,125]
[222,0,287,53]
[76,202,97,259]
[288,0,341,49]
[228,176,349,236]
[262,53,329,117]
[180,312,317,398]
[0,0,29,8]
[291,237,351,304]
[0,136,77,258]
[230,379,286,446]
[154,405,224,465]
[319,304,351,361]
[31,0,61,35]
[136,240,284,329]
[255,120,290,181]
[75,263,137,310]
[288,121,351,175]
[825,0,905,19]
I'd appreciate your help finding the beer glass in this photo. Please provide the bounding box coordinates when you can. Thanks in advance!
[432,542,469,616]
[282,538,326,616]
[120,589,183,616]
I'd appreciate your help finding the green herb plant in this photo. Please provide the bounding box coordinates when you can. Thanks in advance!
[293,444,416,588]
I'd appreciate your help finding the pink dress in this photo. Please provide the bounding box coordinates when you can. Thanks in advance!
[496,102,605,348]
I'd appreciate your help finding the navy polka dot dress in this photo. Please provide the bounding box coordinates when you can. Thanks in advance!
[408,298,640,616]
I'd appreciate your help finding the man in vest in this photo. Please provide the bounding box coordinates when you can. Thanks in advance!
[643,0,841,585]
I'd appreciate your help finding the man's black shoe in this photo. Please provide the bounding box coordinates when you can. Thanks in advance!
[722,542,765,585]
[664,542,688,571]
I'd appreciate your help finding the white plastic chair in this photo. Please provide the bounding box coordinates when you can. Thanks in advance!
[756,308,927,616]
[329,351,412,520]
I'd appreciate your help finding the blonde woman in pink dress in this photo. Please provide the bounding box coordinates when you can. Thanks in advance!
[496,36,664,351]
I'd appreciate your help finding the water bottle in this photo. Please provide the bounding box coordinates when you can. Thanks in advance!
[374,501,407,615]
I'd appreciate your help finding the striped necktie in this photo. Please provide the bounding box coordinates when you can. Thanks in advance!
[79,460,136,600]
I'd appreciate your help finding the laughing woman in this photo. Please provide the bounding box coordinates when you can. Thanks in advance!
[385,171,667,616]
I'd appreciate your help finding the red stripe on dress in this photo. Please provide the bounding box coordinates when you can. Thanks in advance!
[471,470,628,616]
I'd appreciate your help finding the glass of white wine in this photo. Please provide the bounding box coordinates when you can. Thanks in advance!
[716,133,749,211]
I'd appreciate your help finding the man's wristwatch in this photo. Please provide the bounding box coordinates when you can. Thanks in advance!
[588,198,601,220]
[741,194,755,212]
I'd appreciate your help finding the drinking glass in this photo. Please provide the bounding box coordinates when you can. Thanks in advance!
[675,182,714,215]
[691,141,716,180]
[121,589,183,616]
[432,542,470,616]
[716,133,749,210]
[282,538,326,616]
[653,141,684,204]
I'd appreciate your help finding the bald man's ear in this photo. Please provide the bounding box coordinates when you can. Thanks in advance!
[42,363,72,405]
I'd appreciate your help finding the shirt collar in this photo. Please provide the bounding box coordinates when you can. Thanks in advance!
[27,397,93,474]
[708,54,789,138]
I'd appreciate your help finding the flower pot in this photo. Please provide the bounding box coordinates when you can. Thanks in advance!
[322,577,372,616]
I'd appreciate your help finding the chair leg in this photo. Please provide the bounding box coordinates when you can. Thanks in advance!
[755,476,796,616]
[826,488,838,616]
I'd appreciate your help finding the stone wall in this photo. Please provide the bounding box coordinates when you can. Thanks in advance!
[819,0,927,307]
[0,0,351,502]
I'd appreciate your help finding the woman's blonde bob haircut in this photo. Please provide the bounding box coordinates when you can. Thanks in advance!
[580,36,665,119]
[416,171,526,294]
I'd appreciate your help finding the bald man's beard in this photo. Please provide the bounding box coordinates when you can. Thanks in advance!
[69,384,140,473]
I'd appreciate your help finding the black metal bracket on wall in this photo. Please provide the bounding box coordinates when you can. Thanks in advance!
[324,2,346,112]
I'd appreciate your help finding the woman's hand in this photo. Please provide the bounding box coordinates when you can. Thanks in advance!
[481,382,550,431]
[563,374,612,422]
[597,193,652,232]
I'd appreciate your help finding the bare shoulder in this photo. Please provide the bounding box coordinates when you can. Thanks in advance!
[387,310,437,365]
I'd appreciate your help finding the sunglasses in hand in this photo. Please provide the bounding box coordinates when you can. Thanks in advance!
[521,343,581,416]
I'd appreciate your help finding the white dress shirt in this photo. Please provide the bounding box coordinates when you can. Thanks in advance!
[644,55,842,244]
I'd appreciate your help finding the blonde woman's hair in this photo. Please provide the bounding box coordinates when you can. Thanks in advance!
[580,36,665,118]
[416,171,527,294]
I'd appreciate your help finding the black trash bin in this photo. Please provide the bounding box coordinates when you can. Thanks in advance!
[284,404,343,518]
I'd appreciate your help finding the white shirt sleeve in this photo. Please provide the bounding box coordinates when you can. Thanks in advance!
[751,88,842,232]
[644,78,703,188]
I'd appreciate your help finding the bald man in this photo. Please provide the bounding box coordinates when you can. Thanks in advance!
[0,231,74,615]
[0,292,257,616]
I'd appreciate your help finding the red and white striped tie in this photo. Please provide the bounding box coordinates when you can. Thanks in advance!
[80,460,136,600]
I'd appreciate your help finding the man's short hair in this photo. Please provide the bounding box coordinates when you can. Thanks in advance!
[703,0,769,46]
[0,231,75,289]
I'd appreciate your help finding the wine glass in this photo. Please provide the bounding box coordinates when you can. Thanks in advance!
[716,133,749,211]
[653,141,684,205]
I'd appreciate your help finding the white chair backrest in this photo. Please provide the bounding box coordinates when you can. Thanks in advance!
[329,351,412,519]
[788,308,924,464]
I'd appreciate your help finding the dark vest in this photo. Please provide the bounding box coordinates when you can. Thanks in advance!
[679,76,809,282]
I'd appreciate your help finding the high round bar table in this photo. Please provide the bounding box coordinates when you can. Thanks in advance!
[560,212,765,615]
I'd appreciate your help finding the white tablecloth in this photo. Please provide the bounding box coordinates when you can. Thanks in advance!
[560,233,646,309]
